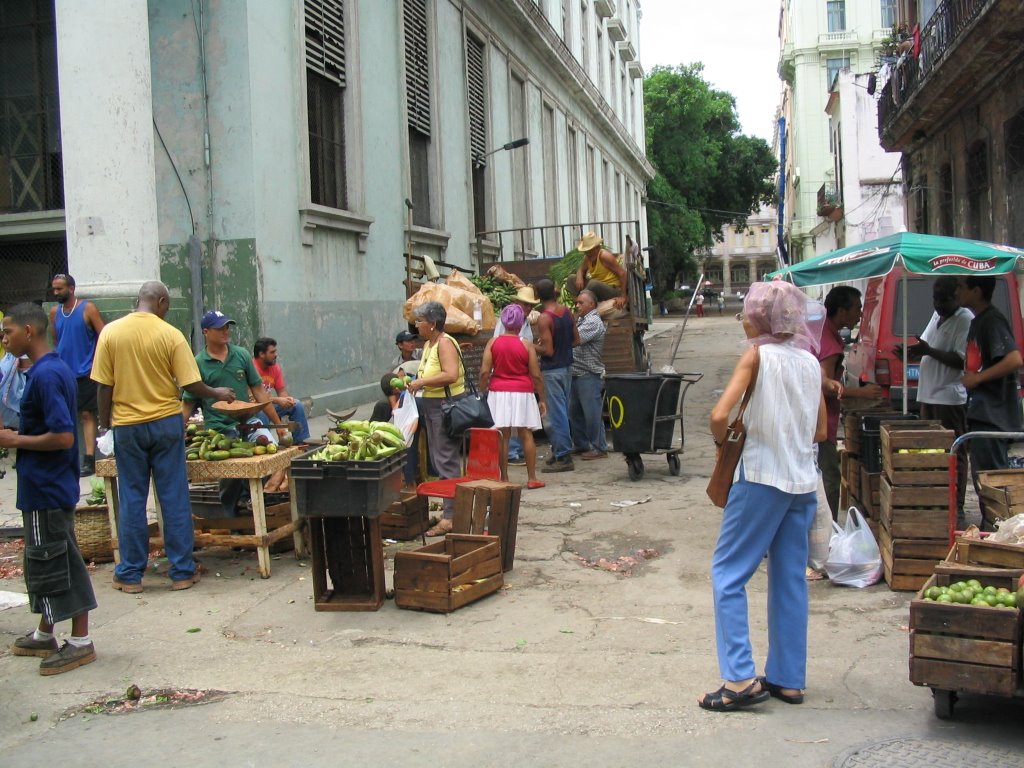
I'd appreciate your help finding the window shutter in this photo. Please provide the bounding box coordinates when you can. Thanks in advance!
[305,0,345,86]
[465,33,486,168]
[404,0,431,138]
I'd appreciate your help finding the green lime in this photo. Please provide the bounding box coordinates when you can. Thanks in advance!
[949,582,965,593]
[971,597,988,605]
[937,594,953,602]
[967,579,982,590]
[985,594,999,607]
[961,588,976,602]
[983,585,998,596]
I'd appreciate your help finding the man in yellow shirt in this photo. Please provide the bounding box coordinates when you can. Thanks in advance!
[570,231,629,309]
[91,282,235,593]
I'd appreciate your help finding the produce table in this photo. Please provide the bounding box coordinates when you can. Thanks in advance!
[96,446,304,578]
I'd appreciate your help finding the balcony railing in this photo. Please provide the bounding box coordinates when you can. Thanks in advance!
[817,181,842,219]
[879,0,992,132]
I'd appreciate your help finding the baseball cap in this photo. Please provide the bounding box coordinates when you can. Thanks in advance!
[395,331,417,343]
[201,310,235,330]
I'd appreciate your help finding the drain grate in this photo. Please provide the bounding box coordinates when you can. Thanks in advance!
[833,736,1024,768]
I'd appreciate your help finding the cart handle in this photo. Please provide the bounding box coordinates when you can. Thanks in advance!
[946,431,1024,547]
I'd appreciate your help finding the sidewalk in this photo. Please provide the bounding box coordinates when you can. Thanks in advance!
[4,315,1019,767]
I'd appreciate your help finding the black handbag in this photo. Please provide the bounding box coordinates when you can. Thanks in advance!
[440,344,493,437]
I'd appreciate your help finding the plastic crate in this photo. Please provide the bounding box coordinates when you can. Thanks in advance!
[860,413,919,473]
[292,446,404,518]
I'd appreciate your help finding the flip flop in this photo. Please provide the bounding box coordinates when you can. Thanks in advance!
[805,567,825,581]
[527,480,546,489]
[425,519,453,537]
[698,680,769,712]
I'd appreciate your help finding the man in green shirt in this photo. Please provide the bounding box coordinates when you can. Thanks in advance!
[182,310,287,515]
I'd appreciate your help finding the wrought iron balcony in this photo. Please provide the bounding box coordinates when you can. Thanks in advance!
[817,182,842,220]
[878,0,1024,150]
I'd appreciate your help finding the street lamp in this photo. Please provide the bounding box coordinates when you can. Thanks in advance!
[482,137,529,157]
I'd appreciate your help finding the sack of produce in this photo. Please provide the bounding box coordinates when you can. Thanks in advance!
[403,282,483,334]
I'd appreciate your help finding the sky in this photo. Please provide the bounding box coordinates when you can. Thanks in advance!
[638,0,782,143]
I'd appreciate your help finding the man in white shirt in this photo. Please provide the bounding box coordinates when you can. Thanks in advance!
[899,276,972,520]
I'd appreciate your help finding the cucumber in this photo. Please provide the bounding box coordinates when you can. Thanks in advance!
[186,452,200,461]
[229,448,254,458]
[209,450,231,461]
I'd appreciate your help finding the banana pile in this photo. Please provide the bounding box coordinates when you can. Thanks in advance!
[310,420,406,462]
[185,424,278,461]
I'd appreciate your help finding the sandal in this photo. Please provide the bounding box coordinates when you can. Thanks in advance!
[757,676,804,705]
[527,480,546,489]
[698,680,769,712]
[425,518,453,537]
[805,567,825,581]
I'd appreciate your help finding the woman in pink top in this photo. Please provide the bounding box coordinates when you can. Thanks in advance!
[480,304,547,488]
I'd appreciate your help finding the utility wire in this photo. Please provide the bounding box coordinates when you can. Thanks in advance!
[153,117,196,235]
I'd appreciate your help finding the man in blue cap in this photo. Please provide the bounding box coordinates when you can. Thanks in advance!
[183,310,288,515]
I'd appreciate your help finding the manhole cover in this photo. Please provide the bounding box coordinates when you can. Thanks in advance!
[833,736,1023,768]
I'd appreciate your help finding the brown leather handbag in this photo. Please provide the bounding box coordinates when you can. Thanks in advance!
[706,347,760,508]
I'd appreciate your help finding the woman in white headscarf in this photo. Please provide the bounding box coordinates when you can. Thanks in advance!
[699,281,827,712]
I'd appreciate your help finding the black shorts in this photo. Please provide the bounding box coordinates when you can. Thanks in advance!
[76,376,98,415]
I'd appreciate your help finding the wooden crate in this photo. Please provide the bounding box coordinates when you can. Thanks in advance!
[881,425,954,486]
[879,524,948,592]
[879,500,948,540]
[393,534,503,613]
[859,471,881,517]
[380,493,429,541]
[943,538,1024,571]
[977,470,1024,525]
[452,479,521,572]
[840,451,861,490]
[307,515,386,611]
[909,569,1023,698]
[880,476,949,509]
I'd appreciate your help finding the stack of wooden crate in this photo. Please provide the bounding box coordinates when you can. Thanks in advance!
[879,424,954,591]
[839,412,865,516]
[976,469,1024,530]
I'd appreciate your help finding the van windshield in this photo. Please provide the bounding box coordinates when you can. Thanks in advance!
[891,277,1013,333]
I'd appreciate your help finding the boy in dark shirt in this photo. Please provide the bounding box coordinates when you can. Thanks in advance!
[0,303,97,674]
[956,276,1024,523]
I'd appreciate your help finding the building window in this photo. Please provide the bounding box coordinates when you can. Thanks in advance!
[465,30,487,236]
[542,104,558,253]
[826,0,846,32]
[731,265,749,284]
[567,126,580,221]
[966,141,990,240]
[579,1,588,72]
[825,56,849,91]
[404,0,434,227]
[938,163,954,236]
[880,0,897,28]
[307,72,346,210]
[586,144,597,221]
[561,0,570,43]
[511,73,531,250]
[706,268,723,283]
[915,174,929,234]
[0,0,63,213]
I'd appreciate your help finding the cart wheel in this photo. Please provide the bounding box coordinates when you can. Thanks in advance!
[627,456,645,481]
[667,453,681,476]
[932,688,957,720]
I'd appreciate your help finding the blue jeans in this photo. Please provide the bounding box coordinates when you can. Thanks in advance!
[542,367,572,460]
[508,435,523,460]
[711,465,816,688]
[255,401,311,443]
[570,372,606,452]
[112,414,195,584]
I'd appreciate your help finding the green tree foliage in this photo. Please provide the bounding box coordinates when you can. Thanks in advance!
[644,64,777,294]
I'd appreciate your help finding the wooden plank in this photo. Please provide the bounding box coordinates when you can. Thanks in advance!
[450,555,502,588]
[882,428,954,451]
[450,538,502,574]
[450,572,503,610]
[880,502,948,539]
[393,563,449,593]
[912,633,1017,667]
[910,602,1019,640]
[948,539,1024,570]
[881,477,949,508]
[394,589,453,612]
[910,657,1017,697]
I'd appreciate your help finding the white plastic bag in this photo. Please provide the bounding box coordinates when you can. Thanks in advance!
[391,391,419,447]
[807,472,831,572]
[96,430,115,457]
[824,507,883,588]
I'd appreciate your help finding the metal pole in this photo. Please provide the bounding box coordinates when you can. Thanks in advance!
[665,272,704,368]
[902,271,909,414]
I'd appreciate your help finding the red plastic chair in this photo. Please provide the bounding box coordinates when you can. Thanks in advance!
[416,427,502,500]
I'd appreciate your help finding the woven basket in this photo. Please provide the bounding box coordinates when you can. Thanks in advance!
[74,505,114,563]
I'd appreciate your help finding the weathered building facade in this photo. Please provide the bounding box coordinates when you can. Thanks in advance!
[879,0,1024,248]
[0,0,653,408]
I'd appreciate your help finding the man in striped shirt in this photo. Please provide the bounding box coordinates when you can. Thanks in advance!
[570,290,608,459]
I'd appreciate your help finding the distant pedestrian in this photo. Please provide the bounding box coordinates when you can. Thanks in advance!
[49,273,105,477]
[717,294,726,315]
[1,303,97,675]
[695,293,705,318]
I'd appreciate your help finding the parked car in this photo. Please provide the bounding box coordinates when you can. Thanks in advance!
[845,268,1024,411]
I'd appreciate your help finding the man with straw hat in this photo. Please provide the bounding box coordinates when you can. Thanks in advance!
[571,232,628,309]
